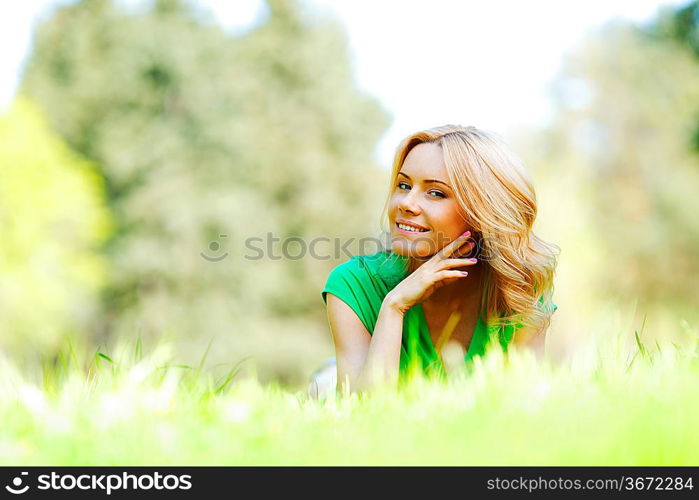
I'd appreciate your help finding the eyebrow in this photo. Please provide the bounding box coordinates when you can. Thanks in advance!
[397,172,452,189]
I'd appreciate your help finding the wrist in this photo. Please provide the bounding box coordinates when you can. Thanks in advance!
[383,292,409,315]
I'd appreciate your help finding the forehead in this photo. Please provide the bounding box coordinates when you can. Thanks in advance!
[400,142,446,179]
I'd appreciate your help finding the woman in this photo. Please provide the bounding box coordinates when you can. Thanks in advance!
[309,125,559,399]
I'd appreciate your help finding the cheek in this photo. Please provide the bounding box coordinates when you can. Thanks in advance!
[423,208,453,235]
[434,204,467,233]
[387,196,400,218]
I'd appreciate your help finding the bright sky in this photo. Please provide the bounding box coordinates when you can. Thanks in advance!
[0,0,685,167]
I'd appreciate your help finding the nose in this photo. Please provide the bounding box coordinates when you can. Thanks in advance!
[398,187,422,215]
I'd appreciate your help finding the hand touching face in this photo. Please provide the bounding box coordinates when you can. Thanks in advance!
[385,231,478,313]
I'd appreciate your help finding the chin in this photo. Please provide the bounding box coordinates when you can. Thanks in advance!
[390,236,434,259]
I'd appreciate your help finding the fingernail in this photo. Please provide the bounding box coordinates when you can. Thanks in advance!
[460,271,469,275]
[462,231,471,237]
[469,258,478,262]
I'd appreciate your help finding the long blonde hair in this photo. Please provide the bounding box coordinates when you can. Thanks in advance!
[380,124,559,333]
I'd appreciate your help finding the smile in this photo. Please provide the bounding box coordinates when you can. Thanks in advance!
[396,222,429,233]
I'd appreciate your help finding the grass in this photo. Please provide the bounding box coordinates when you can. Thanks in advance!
[0,316,697,465]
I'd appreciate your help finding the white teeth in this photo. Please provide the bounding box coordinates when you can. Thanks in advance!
[397,223,426,232]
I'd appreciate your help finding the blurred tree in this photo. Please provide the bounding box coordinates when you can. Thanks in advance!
[21,0,390,384]
[542,19,699,321]
[0,97,112,360]
[660,1,699,57]
[652,1,699,151]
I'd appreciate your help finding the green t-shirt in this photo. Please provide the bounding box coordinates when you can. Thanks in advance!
[321,250,557,380]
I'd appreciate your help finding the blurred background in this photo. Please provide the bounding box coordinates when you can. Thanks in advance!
[1,0,697,389]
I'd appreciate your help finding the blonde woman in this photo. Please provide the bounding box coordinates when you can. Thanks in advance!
[308,125,559,399]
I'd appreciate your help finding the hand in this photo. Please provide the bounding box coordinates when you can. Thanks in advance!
[385,231,478,314]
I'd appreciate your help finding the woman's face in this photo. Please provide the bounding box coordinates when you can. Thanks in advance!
[388,142,471,259]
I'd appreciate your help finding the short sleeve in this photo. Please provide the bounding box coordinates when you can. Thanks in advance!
[321,259,361,311]
[321,259,370,333]
[320,256,387,335]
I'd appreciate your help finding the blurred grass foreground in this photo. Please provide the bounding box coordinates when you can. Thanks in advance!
[1,310,696,465]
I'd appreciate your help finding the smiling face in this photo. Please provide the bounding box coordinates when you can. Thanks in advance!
[388,142,471,259]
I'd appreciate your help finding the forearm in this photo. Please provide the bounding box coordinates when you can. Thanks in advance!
[351,294,406,394]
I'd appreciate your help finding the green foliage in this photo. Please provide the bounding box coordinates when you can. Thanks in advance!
[660,1,699,58]
[21,0,390,382]
[654,1,699,150]
[0,97,112,360]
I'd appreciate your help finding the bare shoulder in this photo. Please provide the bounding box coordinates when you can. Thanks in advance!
[326,293,370,336]
[512,322,548,358]
[326,293,371,353]
[512,297,557,355]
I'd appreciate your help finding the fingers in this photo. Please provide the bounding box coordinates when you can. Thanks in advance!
[435,269,470,282]
[438,257,479,270]
[436,231,473,260]
[451,240,476,258]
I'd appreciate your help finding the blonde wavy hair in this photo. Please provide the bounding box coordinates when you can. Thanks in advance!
[379,124,560,334]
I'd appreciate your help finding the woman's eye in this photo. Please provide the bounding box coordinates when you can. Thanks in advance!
[396,182,444,198]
